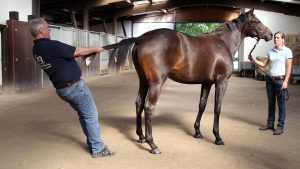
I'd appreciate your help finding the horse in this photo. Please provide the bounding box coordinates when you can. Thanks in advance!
[102,9,272,154]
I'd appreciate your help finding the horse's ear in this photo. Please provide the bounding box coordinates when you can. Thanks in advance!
[247,8,254,16]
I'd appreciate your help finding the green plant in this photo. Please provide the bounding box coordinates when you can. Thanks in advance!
[176,23,223,36]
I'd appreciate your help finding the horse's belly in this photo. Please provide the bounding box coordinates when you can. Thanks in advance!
[168,68,213,84]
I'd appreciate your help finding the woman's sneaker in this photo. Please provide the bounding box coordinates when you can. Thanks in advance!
[91,145,115,158]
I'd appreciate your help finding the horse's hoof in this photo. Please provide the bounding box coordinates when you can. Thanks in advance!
[150,148,161,154]
[194,133,203,138]
[215,140,225,145]
[137,138,146,143]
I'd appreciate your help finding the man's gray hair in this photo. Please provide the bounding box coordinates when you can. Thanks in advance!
[29,17,45,37]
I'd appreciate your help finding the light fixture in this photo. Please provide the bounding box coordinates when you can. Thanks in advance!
[160,9,167,14]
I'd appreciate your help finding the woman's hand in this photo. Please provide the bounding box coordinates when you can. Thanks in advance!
[248,55,253,61]
[281,80,288,89]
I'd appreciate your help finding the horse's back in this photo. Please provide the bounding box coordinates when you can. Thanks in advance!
[134,29,232,84]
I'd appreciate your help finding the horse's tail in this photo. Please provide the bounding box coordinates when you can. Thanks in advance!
[103,37,138,50]
[105,37,138,72]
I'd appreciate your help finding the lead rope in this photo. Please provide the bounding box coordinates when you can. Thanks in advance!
[249,38,289,101]
[249,38,260,56]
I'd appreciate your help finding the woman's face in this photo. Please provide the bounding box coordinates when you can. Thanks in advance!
[274,33,284,48]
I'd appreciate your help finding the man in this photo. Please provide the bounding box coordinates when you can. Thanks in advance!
[30,17,114,158]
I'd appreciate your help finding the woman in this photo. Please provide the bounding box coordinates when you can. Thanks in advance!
[249,31,293,135]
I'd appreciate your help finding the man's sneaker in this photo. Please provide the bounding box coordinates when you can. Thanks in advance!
[259,125,274,131]
[91,145,115,158]
[273,127,284,135]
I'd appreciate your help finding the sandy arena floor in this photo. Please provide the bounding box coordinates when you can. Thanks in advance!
[0,70,299,169]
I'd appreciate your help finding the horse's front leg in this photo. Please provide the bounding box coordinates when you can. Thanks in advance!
[144,83,163,154]
[135,81,148,143]
[194,83,212,138]
[213,79,228,145]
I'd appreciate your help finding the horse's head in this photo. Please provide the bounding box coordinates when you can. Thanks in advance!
[243,9,273,41]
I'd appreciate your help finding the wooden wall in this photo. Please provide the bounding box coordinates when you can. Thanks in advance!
[2,20,41,93]
[285,34,300,66]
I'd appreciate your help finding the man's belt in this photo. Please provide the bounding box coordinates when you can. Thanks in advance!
[56,78,81,89]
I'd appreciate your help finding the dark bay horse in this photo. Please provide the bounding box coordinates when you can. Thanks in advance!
[103,9,272,154]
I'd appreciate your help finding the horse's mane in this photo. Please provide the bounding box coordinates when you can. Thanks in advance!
[213,12,249,35]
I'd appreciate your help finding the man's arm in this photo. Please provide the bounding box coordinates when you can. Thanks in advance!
[74,47,105,57]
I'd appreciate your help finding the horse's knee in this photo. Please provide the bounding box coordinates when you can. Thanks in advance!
[144,102,155,116]
[214,105,221,115]
[135,100,142,113]
[136,97,146,113]
[198,98,207,111]
[199,98,207,106]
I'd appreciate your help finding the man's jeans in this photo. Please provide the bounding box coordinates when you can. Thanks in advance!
[56,80,105,154]
[266,77,286,128]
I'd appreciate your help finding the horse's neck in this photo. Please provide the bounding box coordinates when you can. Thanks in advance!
[218,28,245,57]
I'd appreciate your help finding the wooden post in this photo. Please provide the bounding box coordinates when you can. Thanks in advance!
[112,17,117,34]
[102,19,107,33]
[83,7,89,30]
[70,10,77,29]
[32,0,40,17]
[121,20,127,37]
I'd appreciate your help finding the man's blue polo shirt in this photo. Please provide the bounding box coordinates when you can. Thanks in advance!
[33,38,81,89]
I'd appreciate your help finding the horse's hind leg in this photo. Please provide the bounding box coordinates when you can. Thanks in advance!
[135,80,148,143]
[194,83,212,138]
[213,79,228,145]
[144,82,164,154]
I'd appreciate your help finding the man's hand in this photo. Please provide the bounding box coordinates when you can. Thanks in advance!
[99,47,105,53]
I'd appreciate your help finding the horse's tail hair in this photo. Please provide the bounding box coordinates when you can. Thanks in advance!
[102,37,138,50]
[106,37,138,73]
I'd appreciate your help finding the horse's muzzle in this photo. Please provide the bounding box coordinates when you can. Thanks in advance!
[264,34,273,41]
[263,29,273,41]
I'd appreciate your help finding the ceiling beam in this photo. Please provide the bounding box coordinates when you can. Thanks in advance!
[109,0,300,18]
[40,0,300,26]
[85,0,132,8]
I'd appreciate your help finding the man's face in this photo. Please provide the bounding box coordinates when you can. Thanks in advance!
[40,21,51,39]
